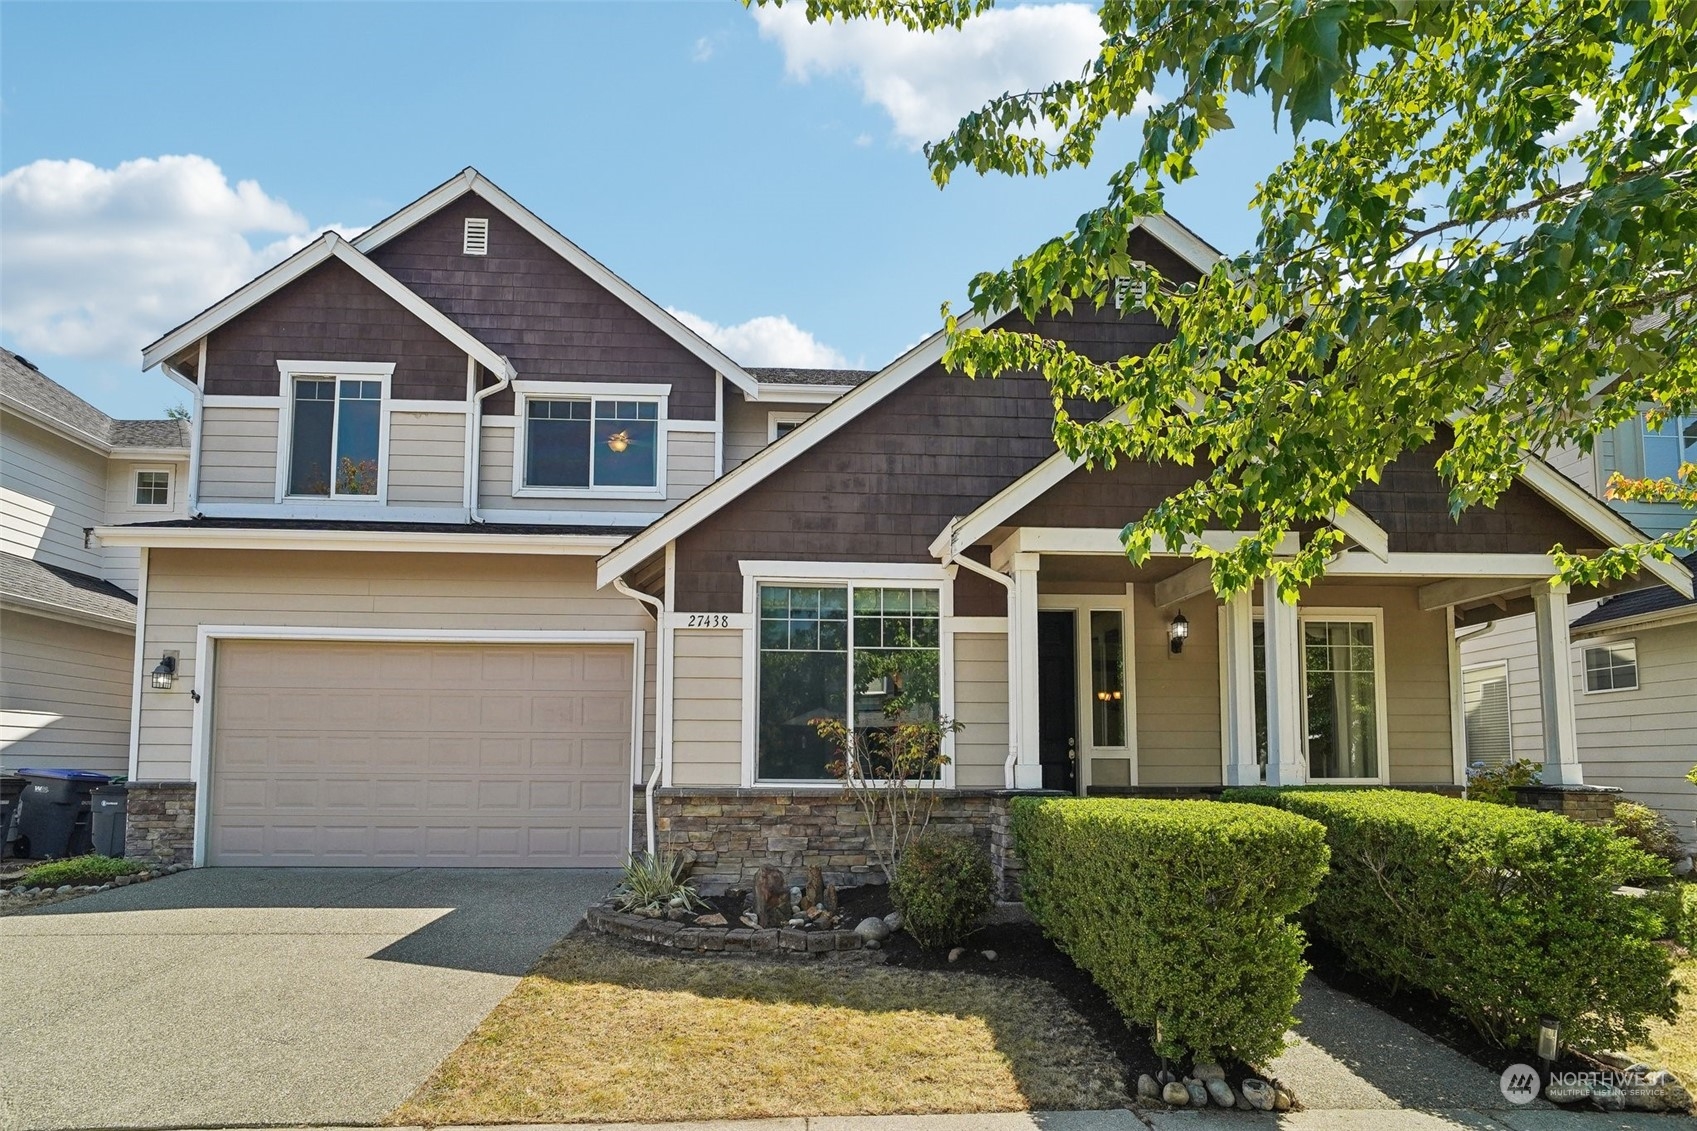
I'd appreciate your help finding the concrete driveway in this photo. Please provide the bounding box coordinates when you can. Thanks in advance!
[0,867,617,1130]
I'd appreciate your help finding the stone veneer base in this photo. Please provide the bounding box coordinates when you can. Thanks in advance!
[124,781,196,867]
[1511,783,1622,826]
[585,903,872,957]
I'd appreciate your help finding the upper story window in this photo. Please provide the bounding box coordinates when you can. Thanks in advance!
[1583,640,1638,693]
[768,411,811,442]
[516,384,665,495]
[1642,412,1697,479]
[288,376,382,497]
[133,469,171,507]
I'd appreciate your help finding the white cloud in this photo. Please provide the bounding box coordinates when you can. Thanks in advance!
[0,155,350,365]
[669,308,849,368]
[1539,94,1600,148]
[692,35,715,63]
[753,2,1148,149]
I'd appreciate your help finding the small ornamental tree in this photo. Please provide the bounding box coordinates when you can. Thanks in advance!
[813,712,962,886]
[751,0,1697,598]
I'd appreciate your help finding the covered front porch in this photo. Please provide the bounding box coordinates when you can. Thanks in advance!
[960,524,1594,797]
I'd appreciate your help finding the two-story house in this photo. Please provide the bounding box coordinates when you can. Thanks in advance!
[96,168,1690,879]
[1459,415,1697,849]
[2,350,189,776]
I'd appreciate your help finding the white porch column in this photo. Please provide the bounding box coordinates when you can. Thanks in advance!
[1222,589,1260,786]
[1533,582,1584,785]
[1010,552,1045,790]
[1262,576,1307,786]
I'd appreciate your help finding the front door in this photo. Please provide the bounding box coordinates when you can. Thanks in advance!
[1037,610,1079,793]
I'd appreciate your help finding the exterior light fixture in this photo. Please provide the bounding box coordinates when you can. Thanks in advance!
[150,653,178,690]
[1537,1015,1560,1065]
[606,429,631,453]
[1168,611,1189,654]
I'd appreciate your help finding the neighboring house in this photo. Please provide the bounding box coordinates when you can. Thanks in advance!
[98,168,1689,876]
[1458,412,1697,849]
[1,350,189,775]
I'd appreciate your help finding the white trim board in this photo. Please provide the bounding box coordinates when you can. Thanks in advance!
[142,234,515,381]
[93,524,624,555]
[185,625,645,867]
[349,168,760,398]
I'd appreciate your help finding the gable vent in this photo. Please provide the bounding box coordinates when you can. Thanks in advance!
[463,217,489,256]
[1111,261,1150,310]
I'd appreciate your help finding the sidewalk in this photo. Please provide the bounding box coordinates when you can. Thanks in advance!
[222,1113,1696,1130]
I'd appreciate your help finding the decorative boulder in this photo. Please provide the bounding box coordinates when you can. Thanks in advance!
[854,916,891,943]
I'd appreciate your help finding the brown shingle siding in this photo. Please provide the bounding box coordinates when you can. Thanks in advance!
[367,191,718,419]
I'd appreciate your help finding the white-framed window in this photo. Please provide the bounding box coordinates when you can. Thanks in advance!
[1461,661,1513,767]
[768,411,811,442]
[1582,639,1639,693]
[276,361,392,501]
[1642,412,1697,479]
[742,563,953,786]
[133,468,172,507]
[514,382,667,497]
[1250,608,1388,783]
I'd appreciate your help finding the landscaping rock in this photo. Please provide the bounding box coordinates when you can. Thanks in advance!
[1241,1079,1275,1112]
[695,912,728,927]
[1546,1080,1590,1104]
[1206,1079,1235,1108]
[1184,1078,1208,1106]
[948,947,965,962]
[787,917,806,928]
[55,885,71,894]
[666,907,688,921]
[863,938,880,950]
[1592,1083,1627,1112]
[883,910,903,931]
[980,949,997,961]
[1236,1093,1255,1111]
[1162,1081,1190,1106]
[740,912,760,929]
[1192,1060,1225,1083]
[1137,1074,1161,1102]
[854,916,891,943]
[1273,1085,1293,1112]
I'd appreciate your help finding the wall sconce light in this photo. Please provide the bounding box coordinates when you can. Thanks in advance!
[605,429,631,453]
[150,652,178,690]
[1168,611,1189,655]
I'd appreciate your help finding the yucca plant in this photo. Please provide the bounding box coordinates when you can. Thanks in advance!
[615,851,706,914]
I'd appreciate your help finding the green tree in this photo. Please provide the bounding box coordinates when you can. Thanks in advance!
[756,0,1696,597]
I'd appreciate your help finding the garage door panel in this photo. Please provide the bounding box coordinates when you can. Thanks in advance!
[208,641,634,867]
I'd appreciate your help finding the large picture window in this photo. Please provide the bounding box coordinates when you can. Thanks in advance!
[524,396,659,490]
[757,583,940,782]
[1642,412,1697,479]
[1250,612,1384,781]
[288,377,381,497]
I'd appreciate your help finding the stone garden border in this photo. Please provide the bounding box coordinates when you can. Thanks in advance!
[585,903,873,957]
[0,862,189,914]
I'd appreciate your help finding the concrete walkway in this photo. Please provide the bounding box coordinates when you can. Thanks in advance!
[0,867,617,1131]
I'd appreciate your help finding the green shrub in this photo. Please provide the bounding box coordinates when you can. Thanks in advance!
[1276,789,1677,1051]
[1657,881,1697,949]
[892,833,995,948]
[1464,758,1542,805]
[19,854,142,888]
[1610,802,1685,870]
[1011,796,1329,1065]
[615,851,704,914]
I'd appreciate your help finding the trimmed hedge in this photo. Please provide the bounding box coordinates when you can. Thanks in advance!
[893,833,996,948]
[1270,789,1676,1051]
[1010,796,1329,1064]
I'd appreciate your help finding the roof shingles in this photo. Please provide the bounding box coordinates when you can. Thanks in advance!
[0,552,137,626]
[1,349,188,451]
[1571,552,1697,630]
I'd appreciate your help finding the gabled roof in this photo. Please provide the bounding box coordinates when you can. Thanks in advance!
[1,349,188,454]
[1571,552,1697,631]
[748,367,877,387]
[0,551,137,629]
[141,233,514,379]
[350,168,763,398]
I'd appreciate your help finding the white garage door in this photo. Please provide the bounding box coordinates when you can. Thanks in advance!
[208,640,634,867]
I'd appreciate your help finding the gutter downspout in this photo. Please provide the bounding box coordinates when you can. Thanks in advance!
[468,356,516,524]
[161,359,203,517]
[613,575,666,858]
[941,524,1021,789]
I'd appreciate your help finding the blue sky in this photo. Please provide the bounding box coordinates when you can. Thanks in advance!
[1,1,1293,419]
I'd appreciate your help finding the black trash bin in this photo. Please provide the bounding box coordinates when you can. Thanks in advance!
[0,775,22,859]
[15,768,111,859]
[90,784,127,858]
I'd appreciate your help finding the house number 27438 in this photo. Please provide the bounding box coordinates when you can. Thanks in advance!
[684,614,731,628]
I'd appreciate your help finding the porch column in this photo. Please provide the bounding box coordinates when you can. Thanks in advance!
[1533,582,1584,785]
[1262,577,1307,786]
[1222,589,1260,786]
[1010,552,1045,789]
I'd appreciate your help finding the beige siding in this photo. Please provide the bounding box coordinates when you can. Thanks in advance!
[138,550,657,782]
[387,412,466,506]
[103,457,189,592]
[953,631,1009,788]
[0,415,106,575]
[1,609,133,775]
[199,406,279,503]
[1576,619,1697,849]
[1135,590,1223,785]
[480,424,717,514]
[670,628,743,787]
[722,398,819,472]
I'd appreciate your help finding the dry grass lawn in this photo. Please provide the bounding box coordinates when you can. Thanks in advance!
[391,932,1128,1126]
[1631,957,1697,1089]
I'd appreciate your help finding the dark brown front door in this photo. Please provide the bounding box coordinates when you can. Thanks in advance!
[1037,610,1078,793]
